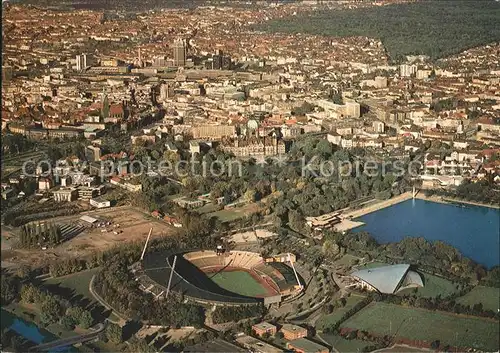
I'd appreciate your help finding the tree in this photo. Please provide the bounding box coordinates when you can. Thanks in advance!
[262,331,271,340]
[1,273,20,305]
[275,331,284,339]
[20,284,40,304]
[78,309,93,329]
[40,295,63,324]
[106,323,123,344]
[288,210,305,233]
[244,189,256,203]
[60,315,76,331]
[430,340,440,350]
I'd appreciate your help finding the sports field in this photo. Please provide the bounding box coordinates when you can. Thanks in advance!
[457,286,500,312]
[316,294,366,331]
[210,270,268,297]
[342,302,499,351]
[320,334,371,352]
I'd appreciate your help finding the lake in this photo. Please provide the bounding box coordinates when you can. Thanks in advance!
[354,199,500,268]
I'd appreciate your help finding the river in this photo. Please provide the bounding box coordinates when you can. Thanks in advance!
[1,308,72,352]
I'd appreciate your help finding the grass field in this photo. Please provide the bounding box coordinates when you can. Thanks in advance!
[342,302,499,351]
[398,273,460,299]
[210,270,267,297]
[44,268,122,323]
[208,209,247,222]
[457,286,500,312]
[316,294,366,331]
[374,345,432,353]
[320,334,371,352]
[208,202,260,223]
[44,268,99,302]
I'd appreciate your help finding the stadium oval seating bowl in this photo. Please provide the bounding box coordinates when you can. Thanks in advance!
[140,250,302,306]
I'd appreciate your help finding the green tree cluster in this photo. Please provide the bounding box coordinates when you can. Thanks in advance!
[19,222,61,248]
[211,305,265,324]
[257,0,500,61]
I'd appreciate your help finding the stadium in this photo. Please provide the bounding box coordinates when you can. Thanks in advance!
[137,249,304,306]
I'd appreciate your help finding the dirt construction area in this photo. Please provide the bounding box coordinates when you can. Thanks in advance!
[1,206,175,268]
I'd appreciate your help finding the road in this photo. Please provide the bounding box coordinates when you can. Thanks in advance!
[30,322,106,351]
[89,274,127,323]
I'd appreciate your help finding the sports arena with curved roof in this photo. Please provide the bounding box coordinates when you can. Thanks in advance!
[138,250,303,306]
[349,264,423,294]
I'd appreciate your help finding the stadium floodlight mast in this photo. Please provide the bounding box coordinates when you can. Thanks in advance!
[140,227,153,261]
[287,253,303,291]
[165,255,178,300]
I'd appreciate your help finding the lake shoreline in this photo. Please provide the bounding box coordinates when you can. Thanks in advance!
[415,194,500,210]
[350,196,499,268]
[337,192,498,232]
[334,193,414,232]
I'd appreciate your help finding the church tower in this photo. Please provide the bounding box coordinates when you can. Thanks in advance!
[101,89,109,121]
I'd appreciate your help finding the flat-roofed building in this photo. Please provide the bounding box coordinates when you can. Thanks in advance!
[252,322,278,337]
[235,334,283,353]
[286,338,329,353]
[280,324,307,340]
[77,186,99,199]
[192,125,235,139]
[53,188,78,202]
[90,197,111,209]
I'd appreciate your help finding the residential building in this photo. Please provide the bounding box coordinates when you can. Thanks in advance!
[374,76,387,88]
[173,38,187,67]
[77,186,99,199]
[90,197,111,208]
[53,188,78,202]
[373,121,385,133]
[327,133,342,146]
[400,64,417,77]
[220,137,285,158]
[86,145,102,162]
[38,178,52,191]
[192,125,236,139]
[76,53,93,71]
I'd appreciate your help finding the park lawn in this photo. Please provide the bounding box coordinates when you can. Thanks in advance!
[208,202,260,223]
[456,286,500,312]
[208,208,250,222]
[320,334,371,352]
[316,294,365,331]
[44,268,122,323]
[398,273,460,298]
[342,302,499,351]
[210,271,267,297]
[195,203,221,215]
[44,268,100,302]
